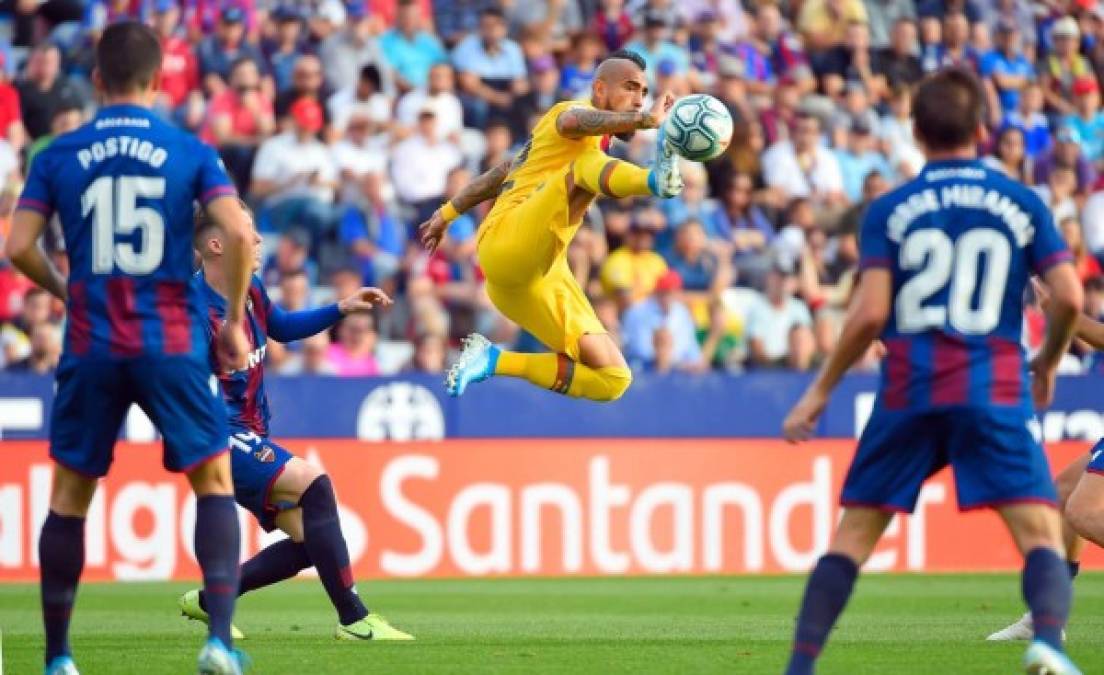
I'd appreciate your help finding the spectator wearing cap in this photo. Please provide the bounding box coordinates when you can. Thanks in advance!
[871,17,922,91]
[835,118,893,202]
[1003,82,1052,159]
[451,6,528,130]
[689,11,748,95]
[201,57,274,189]
[560,32,603,100]
[16,43,85,140]
[621,269,706,374]
[181,0,257,38]
[1034,125,1096,194]
[196,5,267,96]
[625,9,691,86]
[390,106,463,227]
[678,0,749,44]
[981,19,1033,122]
[746,260,815,370]
[251,97,341,241]
[1064,76,1104,163]
[594,0,635,53]
[762,112,846,208]
[0,50,25,152]
[917,0,982,24]
[395,62,464,138]
[797,0,868,54]
[319,1,395,95]
[379,0,448,92]
[1040,16,1093,117]
[152,0,199,112]
[275,54,334,132]
[264,5,311,95]
[601,216,670,311]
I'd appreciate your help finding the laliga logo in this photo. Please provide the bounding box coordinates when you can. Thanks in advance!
[357,382,444,441]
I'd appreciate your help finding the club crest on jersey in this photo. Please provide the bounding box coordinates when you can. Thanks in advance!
[254,446,276,463]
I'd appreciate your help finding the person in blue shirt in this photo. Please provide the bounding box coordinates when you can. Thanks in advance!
[179,208,414,643]
[1063,75,1104,163]
[781,68,1083,675]
[380,0,448,91]
[6,22,257,675]
[1002,82,1052,159]
[625,10,691,87]
[197,6,268,94]
[981,19,1034,117]
[621,270,704,372]
[451,6,528,130]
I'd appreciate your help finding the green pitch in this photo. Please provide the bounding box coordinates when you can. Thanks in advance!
[2,574,1103,674]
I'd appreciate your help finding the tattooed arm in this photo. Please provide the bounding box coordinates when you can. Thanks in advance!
[556,92,676,139]
[418,159,512,253]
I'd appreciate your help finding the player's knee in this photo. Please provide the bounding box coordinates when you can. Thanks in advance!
[596,366,632,402]
[187,453,234,497]
[299,474,339,519]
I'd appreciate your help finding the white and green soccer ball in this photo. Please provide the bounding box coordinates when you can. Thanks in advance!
[662,94,734,162]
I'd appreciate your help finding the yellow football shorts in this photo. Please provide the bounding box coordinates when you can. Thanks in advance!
[476,167,605,361]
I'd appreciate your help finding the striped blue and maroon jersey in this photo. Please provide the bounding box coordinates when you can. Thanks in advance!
[17,103,237,360]
[859,158,1072,413]
[196,274,274,435]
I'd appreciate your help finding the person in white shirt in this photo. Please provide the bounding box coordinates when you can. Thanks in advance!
[395,62,464,139]
[389,108,462,225]
[331,110,393,207]
[746,260,816,370]
[762,111,847,207]
[327,63,393,136]
[251,97,341,242]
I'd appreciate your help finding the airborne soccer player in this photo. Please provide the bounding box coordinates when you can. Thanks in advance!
[178,209,413,641]
[418,48,683,402]
[780,68,1084,675]
[4,22,256,675]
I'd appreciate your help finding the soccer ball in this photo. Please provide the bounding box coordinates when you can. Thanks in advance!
[662,94,734,162]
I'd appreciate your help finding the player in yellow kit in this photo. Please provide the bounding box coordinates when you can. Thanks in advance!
[419,49,683,402]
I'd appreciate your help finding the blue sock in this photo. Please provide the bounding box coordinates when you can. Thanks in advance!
[1068,561,1080,579]
[200,539,309,611]
[785,553,859,675]
[195,495,241,646]
[300,475,368,625]
[39,511,85,664]
[1023,547,1071,650]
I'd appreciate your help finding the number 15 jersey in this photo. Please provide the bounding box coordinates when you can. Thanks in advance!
[17,103,237,361]
[859,158,1072,414]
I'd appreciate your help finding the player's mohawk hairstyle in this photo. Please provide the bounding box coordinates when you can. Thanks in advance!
[605,49,647,71]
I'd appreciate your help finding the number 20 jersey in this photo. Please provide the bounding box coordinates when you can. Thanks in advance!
[17,104,237,360]
[859,158,1072,414]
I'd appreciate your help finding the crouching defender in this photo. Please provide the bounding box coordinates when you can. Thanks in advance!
[178,209,413,641]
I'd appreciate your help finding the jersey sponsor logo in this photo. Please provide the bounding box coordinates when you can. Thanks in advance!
[227,344,267,375]
[94,117,152,129]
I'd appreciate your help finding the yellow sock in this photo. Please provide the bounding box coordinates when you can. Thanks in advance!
[571,150,653,198]
[495,351,632,402]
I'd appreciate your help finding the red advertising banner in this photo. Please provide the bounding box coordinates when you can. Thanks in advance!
[0,439,1100,581]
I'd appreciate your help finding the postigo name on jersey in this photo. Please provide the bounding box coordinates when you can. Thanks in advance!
[76,135,168,171]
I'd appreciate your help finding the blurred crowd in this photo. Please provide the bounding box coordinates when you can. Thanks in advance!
[3,0,1104,376]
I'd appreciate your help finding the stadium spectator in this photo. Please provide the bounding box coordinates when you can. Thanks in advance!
[1064,76,1104,164]
[983,125,1031,183]
[601,217,669,310]
[327,313,380,376]
[264,5,310,96]
[275,54,334,132]
[745,261,815,370]
[594,0,634,53]
[836,119,894,202]
[763,112,846,207]
[873,17,923,93]
[26,100,83,168]
[153,0,199,112]
[262,229,318,287]
[1061,215,1103,283]
[1039,16,1091,117]
[196,5,266,95]
[278,330,339,375]
[659,161,719,246]
[390,107,463,226]
[711,171,773,284]
[1003,82,1052,159]
[6,321,60,374]
[864,0,915,51]
[327,63,390,136]
[251,96,340,243]
[379,0,448,92]
[0,51,24,151]
[402,331,448,373]
[202,56,275,190]
[16,43,84,140]
[318,1,393,96]
[626,9,690,87]
[752,3,817,94]
[332,110,390,207]
[517,54,562,122]
[621,270,705,373]
[560,32,602,99]
[798,0,868,56]
[1034,125,1096,194]
[981,18,1033,123]
[396,62,464,138]
[1035,164,1079,226]
[451,6,527,130]
[503,0,584,54]
[662,218,731,300]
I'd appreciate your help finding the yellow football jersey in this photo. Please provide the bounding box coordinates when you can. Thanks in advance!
[487,100,604,218]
